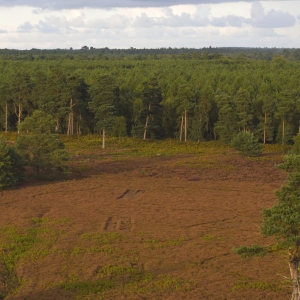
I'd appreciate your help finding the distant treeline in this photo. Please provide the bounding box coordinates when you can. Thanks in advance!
[0,56,300,144]
[1,47,300,61]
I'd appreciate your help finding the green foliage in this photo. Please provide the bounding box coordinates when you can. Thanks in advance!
[140,77,163,139]
[18,110,56,134]
[232,277,278,292]
[16,111,69,177]
[88,73,117,131]
[60,279,115,294]
[3,57,300,146]
[235,153,300,298]
[261,154,300,246]
[231,131,263,157]
[215,93,238,142]
[0,225,40,298]
[0,137,25,188]
[112,116,127,137]
[233,245,268,258]
[290,134,300,155]
[235,88,253,132]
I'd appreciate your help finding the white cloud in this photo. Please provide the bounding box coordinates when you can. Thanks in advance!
[0,1,299,49]
[250,2,296,28]
[88,14,130,29]
[44,15,86,28]
[0,0,254,10]
[17,21,34,32]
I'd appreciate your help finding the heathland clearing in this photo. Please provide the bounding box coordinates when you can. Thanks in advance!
[0,138,291,299]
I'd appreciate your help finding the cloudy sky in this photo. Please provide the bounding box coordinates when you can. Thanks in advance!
[0,0,299,50]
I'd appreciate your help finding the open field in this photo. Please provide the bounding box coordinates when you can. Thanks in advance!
[0,137,293,299]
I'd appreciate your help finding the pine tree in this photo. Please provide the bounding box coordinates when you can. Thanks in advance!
[88,74,117,148]
[8,68,33,129]
[141,77,163,140]
[41,67,68,132]
[16,110,69,177]
[191,84,213,141]
[275,90,296,145]
[235,88,253,132]
[235,154,300,299]
[231,131,262,157]
[214,92,238,142]
[175,84,195,142]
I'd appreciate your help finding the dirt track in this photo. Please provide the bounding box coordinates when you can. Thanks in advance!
[0,151,292,299]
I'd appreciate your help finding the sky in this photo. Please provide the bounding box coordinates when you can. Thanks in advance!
[0,0,299,50]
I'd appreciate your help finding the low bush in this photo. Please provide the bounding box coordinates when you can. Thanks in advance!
[231,131,262,157]
[0,137,25,188]
[290,134,300,155]
[16,111,69,178]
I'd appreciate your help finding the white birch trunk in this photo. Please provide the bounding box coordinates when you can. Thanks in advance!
[15,104,22,133]
[143,103,151,141]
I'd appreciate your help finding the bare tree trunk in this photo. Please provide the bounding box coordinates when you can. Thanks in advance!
[102,129,106,149]
[143,103,151,141]
[263,112,267,144]
[180,115,184,142]
[18,104,21,126]
[78,114,82,135]
[143,116,149,141]
[14,104,22,133]
[55,119,59,132]
[67,113,71,135]
[282,120,285,145]
[184,109,187,143]
[198,116,202,142]
[5,102,8,133]
[289,251,300,300]
[67,98,74,135]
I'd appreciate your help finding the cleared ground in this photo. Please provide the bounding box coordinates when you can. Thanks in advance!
[0,140,292,299]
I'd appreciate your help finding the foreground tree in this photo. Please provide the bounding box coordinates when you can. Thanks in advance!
[16,110,69,178]
[235,154,300,299]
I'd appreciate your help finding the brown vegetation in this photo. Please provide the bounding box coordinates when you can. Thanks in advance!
[0,144,292,299]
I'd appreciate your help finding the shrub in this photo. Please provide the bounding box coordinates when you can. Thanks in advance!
[16,111,69,178]
[0,137,25,188]
[290,134,300,155]
[231,131,262,157]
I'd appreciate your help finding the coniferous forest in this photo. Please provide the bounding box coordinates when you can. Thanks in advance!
[1,47,300,145]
